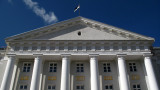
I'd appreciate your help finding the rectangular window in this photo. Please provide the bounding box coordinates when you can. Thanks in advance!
[49,63,57,72]
[129,63,137,72]
[23,62,31,72]
[19,84,27,90]
[76,85,84,90]
[76,63,84,72]
[48,85,56,90]
[105,84,113,90]
[133,84,141,90]
[103,63,111,72]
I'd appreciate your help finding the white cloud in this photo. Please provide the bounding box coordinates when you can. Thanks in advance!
[23,0,58,24]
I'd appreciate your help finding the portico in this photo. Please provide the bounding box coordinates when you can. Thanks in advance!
[0,16,159,90]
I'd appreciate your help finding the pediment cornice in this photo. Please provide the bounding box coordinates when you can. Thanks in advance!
[5,16,154,42]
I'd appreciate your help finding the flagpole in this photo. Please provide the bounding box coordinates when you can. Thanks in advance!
[79,3,80,16]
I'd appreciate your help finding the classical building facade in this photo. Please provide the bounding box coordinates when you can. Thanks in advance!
[0,17,159,90]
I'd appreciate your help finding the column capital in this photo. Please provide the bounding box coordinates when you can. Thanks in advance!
[143,53,152,57]
[7,54,16,59]
[89,54,99,58]
[33,54,43,57]
[117,54,127,57]
[7,54,16,57]
[61,54,71,59]
[33,54,43,59]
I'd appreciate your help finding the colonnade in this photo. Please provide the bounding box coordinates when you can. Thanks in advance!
[0,54,159,90]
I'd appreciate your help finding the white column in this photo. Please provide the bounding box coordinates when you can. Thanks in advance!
[144,54,159,90]
[117,54,130,90]
[90,54,100,90]
[30,54,43,90]
[0,54,16,90]
[60,54,70,90]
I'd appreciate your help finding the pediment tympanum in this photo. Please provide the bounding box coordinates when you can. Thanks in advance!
[5,16,154,41]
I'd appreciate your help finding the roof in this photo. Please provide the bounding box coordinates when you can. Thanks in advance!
[5,16,155,41]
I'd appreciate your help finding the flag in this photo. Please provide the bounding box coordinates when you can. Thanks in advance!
[74,4,80,12]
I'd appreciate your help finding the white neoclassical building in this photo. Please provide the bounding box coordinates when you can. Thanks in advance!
[0,16,159,90]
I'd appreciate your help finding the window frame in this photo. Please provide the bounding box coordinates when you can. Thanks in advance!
[22,62,31,73]
[132,83,141,90]
[47,84,56,90]
[76,63,84,73]
[129,62,137,72]
[103,63,111,73]
[48,62,57,73]
[105,84,113,90]
[19,84,28,90]
[76,84,84,90]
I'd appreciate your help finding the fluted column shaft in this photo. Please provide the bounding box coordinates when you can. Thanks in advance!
[60,54,70,90]
[90,54,100,90]
[117,54,129,90]
[0,54,16,90]
[144,54,159,90]
[30,55,43,90]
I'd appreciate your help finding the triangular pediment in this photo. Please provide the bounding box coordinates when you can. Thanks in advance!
[5,16,154,41]
[33,24,129,40]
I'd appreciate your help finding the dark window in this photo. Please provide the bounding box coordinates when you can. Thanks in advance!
[49,63,57,72]
[103,63,111,72]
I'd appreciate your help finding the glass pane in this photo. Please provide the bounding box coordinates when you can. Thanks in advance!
[48,86,51,89]
[24,85,27,89]
[20,85,23,89]
[105,86,108,89]
[52,86,55,89]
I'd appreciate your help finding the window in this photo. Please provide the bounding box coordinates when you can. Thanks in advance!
[19,84,27,90]
[76,63,84,72]
[129,63,137,72]
[133,84,141,90]
[49,63,57,72]
[105,84,113,90]
[23,63,31,72]
[103,63,111,72]
[76,85,84,90]
[48,85,56,90]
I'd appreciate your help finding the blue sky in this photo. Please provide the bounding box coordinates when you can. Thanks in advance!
[0,0,160,47]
